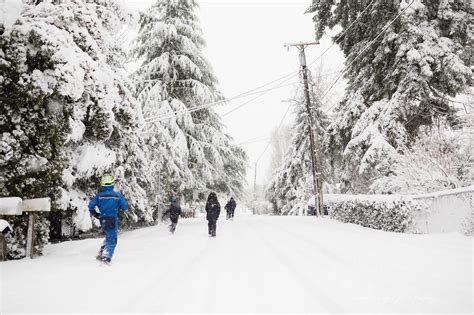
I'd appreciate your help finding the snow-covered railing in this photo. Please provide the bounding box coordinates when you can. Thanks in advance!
[411,186,474,199]
[410,186,473,235]
[321,186,474,235]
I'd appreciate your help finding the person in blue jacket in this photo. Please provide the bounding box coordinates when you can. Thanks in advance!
[88,174,128,263]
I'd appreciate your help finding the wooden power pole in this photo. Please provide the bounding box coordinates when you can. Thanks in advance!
[284,42,324,216]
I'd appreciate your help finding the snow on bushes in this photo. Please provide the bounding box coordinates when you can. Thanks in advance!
[0,0,152,258]
[325,194,415,233]
[6,213,50,259]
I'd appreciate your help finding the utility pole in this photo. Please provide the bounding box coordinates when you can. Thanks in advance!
[284,41,324,216]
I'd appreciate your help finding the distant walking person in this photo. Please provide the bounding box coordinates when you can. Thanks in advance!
[225,197,237,220]
[162,196,182,234]
[205,192,220,237]
[88,174,128,264]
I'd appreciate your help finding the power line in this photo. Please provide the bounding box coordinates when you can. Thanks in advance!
[305,0,377,70]
[144,80,299,124]
[236,136,271,146]
[221,79,299,118]
[323,0,416,112]
[143,0,377,126]
[222,72,341,118]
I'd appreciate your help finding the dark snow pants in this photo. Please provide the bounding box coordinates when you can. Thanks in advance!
[169,222,177,233]
[208,219,217,236]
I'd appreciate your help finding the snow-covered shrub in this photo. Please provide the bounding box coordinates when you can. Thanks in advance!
[371,129,474,194]
[326,195,415,232]
[6,213,49,259]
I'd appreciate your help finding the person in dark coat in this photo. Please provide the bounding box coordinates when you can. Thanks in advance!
[224,197,237,220]
[205,192,220,237]
[162,196,182,234]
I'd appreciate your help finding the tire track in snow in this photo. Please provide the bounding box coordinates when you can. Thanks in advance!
[154,232,227,312]
[247,217,346,313]
[256,218,390,312]
[125,223,214,312]
[261,217,468,312]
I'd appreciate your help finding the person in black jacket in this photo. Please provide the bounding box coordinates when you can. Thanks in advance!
[224,197,237,220]
[205,192,220,237]
[162,196,182,234]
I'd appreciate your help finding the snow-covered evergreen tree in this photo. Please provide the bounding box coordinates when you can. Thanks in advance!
[266,70,329,215]
[50,0,153,229]
[308,0,472,193]
[0,0,152,257]
[0,1,73,257]
[132,0,247,202]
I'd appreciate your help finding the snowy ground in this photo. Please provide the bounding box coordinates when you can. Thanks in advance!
[1,215,472,313]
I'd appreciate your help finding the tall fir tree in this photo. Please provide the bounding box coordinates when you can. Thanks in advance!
[307,0,472,193]
[132,0,247,203]
[266,70,329,215]
[0,0,152,257]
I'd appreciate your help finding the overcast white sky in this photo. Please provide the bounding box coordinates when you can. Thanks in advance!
[125,0,345,189]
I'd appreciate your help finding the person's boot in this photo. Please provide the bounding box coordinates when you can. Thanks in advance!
[96,245,105,260]
[100,256,111,265]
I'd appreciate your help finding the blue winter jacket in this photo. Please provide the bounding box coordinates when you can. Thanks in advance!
[88,186,128,218]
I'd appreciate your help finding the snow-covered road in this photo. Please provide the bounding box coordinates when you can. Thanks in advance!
[1,216,472,313]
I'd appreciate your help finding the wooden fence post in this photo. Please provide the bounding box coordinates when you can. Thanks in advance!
[25,213,35,258]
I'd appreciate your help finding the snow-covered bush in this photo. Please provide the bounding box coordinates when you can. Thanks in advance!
[326,195,415,232]
[6,214,49,259]
[371,129,474,194]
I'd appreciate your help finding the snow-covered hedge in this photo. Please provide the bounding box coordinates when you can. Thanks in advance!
[6,213,50,259]
[325,194,416,233]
